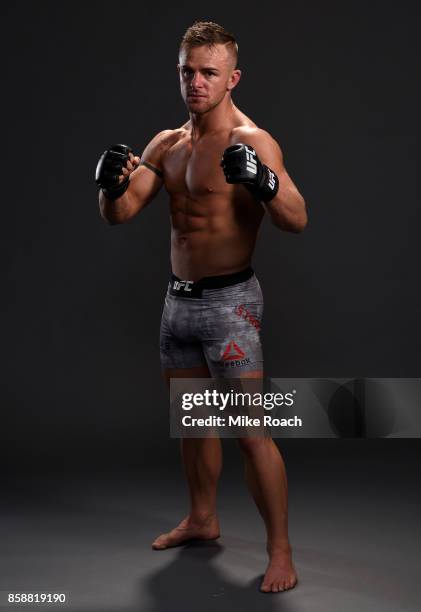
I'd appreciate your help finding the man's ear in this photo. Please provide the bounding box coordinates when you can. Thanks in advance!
[227,69,242,91]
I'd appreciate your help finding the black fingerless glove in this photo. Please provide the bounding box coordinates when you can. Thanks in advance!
[95,144,132,200]
[220,143,279,203]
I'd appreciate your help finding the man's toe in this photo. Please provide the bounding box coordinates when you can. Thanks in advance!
[152,536,167,549]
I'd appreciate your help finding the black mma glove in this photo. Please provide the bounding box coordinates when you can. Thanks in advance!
[95,144,135,200]
[220,143,279,203]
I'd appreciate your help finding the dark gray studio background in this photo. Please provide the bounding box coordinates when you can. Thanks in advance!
[1,2,421,612]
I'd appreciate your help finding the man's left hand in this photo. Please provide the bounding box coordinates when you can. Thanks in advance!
[220,143,279,203]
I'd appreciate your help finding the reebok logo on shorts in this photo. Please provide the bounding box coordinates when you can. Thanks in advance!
[222,341,245,360]
[221,341,251,368]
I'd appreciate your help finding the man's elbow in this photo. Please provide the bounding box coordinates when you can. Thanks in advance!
[272,218,306,233]
[271,200,308,233]
[99,198,125,225]
[292,208,308,233]
[99,206,117,225]
[102,215,122,226]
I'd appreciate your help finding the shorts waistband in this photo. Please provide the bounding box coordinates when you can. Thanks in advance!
[169,267,254,298]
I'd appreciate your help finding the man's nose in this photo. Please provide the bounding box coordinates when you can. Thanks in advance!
[191,72,204,88]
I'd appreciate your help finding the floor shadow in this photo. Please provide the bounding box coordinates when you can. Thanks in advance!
[137,540,298,612]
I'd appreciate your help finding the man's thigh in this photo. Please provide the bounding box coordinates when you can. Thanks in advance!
[163,365,211,389]
[163,366,263,388]
[237,370,263,379]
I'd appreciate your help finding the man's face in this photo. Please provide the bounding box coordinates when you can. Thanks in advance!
[178,44,240,114]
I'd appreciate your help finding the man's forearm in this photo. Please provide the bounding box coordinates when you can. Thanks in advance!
[265,189,307,233]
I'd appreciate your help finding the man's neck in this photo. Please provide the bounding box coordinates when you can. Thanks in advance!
[189,97,237,140]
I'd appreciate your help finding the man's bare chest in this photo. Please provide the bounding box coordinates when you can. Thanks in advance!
[163,136,231,197]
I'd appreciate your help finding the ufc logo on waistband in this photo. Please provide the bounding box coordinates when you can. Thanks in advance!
[245,145,257,175]
[173,280,193,291]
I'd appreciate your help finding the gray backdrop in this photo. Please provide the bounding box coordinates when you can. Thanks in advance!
[2,1,420,472]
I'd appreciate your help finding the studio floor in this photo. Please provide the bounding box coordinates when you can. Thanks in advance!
[1,442,420,611]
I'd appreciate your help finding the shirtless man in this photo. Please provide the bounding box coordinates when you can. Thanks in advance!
[96,22,307,593]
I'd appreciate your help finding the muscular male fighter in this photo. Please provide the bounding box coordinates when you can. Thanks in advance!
[96,22,307,593]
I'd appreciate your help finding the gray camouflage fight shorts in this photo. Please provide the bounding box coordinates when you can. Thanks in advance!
[160,267,264,377]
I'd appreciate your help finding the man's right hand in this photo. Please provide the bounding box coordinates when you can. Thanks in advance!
[95,144,140,200]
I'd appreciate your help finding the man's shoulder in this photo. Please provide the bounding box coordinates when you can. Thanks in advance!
[229,125,277,148]
[228,123,284,170]
[142,128,187,163]
[147,127,187,152]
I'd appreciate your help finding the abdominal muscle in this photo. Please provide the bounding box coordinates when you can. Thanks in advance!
[169,193,263,281]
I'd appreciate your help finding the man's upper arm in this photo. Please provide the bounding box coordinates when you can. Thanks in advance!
[127,130,172,210]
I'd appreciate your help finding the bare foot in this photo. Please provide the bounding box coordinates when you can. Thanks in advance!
[152,514,220,550]
[260,545,298,593]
